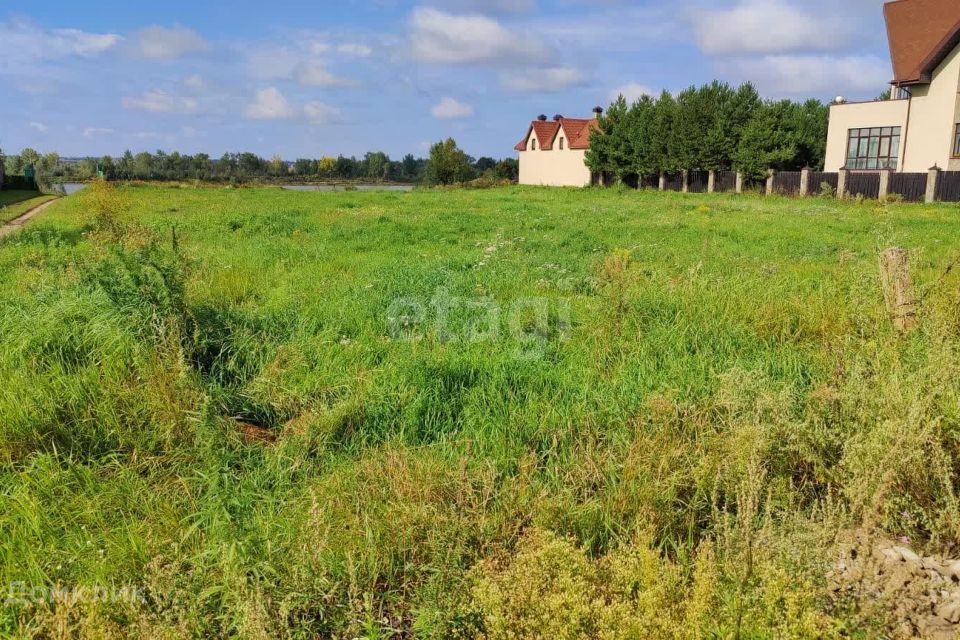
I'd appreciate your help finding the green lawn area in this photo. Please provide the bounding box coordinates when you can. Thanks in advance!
[0,190,56,224]
[1,184,959,638]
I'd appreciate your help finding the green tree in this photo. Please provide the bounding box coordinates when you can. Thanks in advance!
[494,158,519,182]
[424,138,473,185]
[364,151,390,181]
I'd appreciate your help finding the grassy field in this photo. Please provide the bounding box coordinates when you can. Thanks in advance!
[1,183,959,638]
[0,191,56,225]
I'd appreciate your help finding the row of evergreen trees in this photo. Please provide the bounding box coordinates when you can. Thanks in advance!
[586,82,830,184]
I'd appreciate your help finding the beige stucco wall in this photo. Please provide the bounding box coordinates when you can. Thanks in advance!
[904,43,960,172]
[518,128,592,187]
[825,42,960,173]
[825,99,909,171]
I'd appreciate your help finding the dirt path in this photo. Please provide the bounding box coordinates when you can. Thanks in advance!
[0,198,60,240]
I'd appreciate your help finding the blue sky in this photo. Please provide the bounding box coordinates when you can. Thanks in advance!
[1,0,890,160]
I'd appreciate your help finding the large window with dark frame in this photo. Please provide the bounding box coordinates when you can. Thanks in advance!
[846,127,901,170]
[953,123,960,157]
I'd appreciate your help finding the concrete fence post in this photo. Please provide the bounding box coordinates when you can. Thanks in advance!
[707,170,716,194]
[735,172,744,194]
[765,170,775,196]
[681,170,690,193]
[926,165,941,204]
[837,168,849,199]
[800,167,811,197]
[878,168,892,201]
[658,172,666,191]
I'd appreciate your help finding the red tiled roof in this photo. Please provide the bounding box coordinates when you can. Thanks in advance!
[515,116,599,152]
[885,0,960,85]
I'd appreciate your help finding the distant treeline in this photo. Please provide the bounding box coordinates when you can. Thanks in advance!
[587,82,830,184]
[1,146,520,185]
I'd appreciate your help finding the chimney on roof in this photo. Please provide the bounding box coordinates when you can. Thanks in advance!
[593,106,603,117]
[553,114,563,121]
[537,114,547,121]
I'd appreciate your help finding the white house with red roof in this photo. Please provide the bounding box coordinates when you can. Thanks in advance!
[515,109,602,187]
[825,0,960,173]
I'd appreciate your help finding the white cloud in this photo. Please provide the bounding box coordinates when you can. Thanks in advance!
[500,67,583,92]
[83,127,114,138]
[244,87,296,120]
[184,74,205,89]
[409,7,546,65]
[432,0,536,12]
[431,97,474,119]
[248,48,354,87]
[338,43,372,57]
[29,122,49,133]
[304,101,341,124]
[296,61,355,87]
[0,18,119,62]
[134,25,209,60]
[691,0,850,55]
[248,47,300,80]
[721,54,891,96]
[122,89,199,113]
[610,82,654,103]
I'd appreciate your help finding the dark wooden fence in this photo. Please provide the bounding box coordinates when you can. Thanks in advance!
[847,173,881,199]
[889,173,928,202]
[809,172,838,195]
[688,171,709,193]
[773,171,802,196]
[716,171,737,193]
[935,172,960,203]
[663,174,683,192]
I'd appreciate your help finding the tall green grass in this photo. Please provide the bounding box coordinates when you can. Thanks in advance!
[1,184,959,637]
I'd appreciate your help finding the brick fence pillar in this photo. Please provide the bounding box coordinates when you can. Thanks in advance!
[926,165,941,204]
[735,172,744,194]
[707,170,716,194]
[878,168,892,201]
[765,170,775,196]
[681,170,689,193]
[800,167,811,197]
[837,168,849,199]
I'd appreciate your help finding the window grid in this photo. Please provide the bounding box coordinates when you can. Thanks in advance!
[846,127,901,170]
[953,124,960,158]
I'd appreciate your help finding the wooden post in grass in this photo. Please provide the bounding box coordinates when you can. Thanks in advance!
[765,170,775,196]
[926,165,941,204]
[707,170,716,193]
[681,170,690,193]
[837,168,849,199]
[880,247,918,333]
[658,172,666,191]
[735,172,744,194]
[800,167,811,197]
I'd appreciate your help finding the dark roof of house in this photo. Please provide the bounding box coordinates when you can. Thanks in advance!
[514,117,599,151]
[885,0,960,85]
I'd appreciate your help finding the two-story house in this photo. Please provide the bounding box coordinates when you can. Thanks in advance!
[515,110,601,187]
[825,0,960,173]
